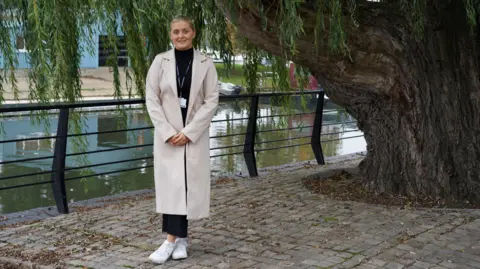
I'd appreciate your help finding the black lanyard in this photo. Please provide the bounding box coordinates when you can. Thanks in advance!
[176,60,192,97]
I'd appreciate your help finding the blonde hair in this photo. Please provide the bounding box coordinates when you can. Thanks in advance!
[170,16,195,31]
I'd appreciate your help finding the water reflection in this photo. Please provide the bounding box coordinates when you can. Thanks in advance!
[0,99,365,214]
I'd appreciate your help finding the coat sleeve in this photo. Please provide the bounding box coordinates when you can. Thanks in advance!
[181,60,219,143]
[145,55,178,143]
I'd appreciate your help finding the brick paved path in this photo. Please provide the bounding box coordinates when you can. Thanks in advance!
[2,156,480,269]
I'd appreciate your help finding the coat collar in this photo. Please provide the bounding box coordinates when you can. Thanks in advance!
[162,48,208,62]
[161,48,209,120]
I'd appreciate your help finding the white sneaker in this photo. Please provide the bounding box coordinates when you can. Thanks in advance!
[149,240,176,264]
[172,238,188,260]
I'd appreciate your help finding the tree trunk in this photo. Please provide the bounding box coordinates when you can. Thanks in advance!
[216,1,480,203]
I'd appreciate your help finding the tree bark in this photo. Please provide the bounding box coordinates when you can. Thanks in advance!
[216,0,480,203]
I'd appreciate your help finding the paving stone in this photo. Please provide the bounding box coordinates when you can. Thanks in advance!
[301,259,319,266]
[277,260,295,267]
[327,255,346,264]
[340,255,365,268]
[439,261,458,268]
[368,258,387,266]
[315,260,337,268]
[1,156,480,269]
[354,265,378,269]
[384,262,405,269]
[415,260,438,268]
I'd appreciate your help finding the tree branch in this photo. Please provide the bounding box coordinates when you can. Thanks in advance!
[216,0,408,106]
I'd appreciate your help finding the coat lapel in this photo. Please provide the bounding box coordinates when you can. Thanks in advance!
[161,49,178,97]
[161,48,209,121]
[187,49,209,120]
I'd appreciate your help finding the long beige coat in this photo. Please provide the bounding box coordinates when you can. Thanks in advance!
[145,49,219,220]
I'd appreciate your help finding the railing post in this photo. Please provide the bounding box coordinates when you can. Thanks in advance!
[51,108,69,214]
[311,91,326,165]
[243,96,259,177]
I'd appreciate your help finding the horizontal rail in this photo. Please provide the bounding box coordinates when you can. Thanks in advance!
[210,151,243,158]
[0,99,144,113]
[210,143,246,150]
[68,126,153,137]
[0,180,53,191]
[0,135,360,185]
[0,127,154,144]
[322,129,360,136]
[255,135,311,145]
[66,143,153,156]
[64,156,153,171]
[65,165,154,181]
[322,121,357,127]
[321,135,364,143]
[0,135,57,144]
[0,128,360,150]
[255,142,311,152]
[256,112,315,119]
[0,90,323,113]
[0,132,358,180]
[211,117,249,123]
[257,125,314,134]
[323,108,346,112]
[0,170,55,181]
[216,90,323,99]
[210,132,247,139]
[0,156,54,165]
[0,130,360,169]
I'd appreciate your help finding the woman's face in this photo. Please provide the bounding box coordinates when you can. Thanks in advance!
[170,20,195,51]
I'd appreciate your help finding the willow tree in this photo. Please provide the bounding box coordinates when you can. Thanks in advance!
[1,0,480,203]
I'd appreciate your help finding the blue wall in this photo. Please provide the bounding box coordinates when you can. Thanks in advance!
[0,17,126,69]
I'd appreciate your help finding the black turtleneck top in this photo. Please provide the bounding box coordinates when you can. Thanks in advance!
[175,47,194,125]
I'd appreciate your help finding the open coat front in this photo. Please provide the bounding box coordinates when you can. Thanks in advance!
[145,49,219,220]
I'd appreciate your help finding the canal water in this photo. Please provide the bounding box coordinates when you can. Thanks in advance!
[0,98,366,214]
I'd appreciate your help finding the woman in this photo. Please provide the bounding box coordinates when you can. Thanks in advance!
[145,16,219,264]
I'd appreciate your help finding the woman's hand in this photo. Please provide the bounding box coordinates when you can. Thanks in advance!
[170,132,190,146]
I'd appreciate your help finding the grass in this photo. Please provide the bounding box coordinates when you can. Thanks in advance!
[216,63,245,86]
[323,216,338,222]
[215,63,275,89]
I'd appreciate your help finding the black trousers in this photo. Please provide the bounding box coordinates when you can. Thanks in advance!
[162,214,188,237]
[162,134,188,238]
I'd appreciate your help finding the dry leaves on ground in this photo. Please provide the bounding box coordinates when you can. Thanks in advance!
[302,170,478,209]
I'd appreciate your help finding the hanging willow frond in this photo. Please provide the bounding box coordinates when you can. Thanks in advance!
[242,39,262,93]
[2,0,479,105]
[0,0,239,104]
[0,6,19,103]
[463,0,480,32]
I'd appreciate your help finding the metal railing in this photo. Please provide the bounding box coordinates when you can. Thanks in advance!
[0,90,362,214]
